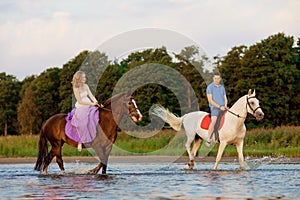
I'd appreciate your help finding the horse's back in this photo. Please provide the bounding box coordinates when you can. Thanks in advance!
[183,111,208,122]
[182,111,208,134]
[42,113,67,139]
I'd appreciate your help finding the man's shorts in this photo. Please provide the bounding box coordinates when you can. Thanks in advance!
[211,107,221,117]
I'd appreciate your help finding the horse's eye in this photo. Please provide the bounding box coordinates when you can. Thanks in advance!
[128,102,132,105]
[251,102,255,105]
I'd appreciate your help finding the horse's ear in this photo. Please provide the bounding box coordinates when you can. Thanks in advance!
[253,89,256,96]
[131,90,136,98]
[248,89,252,96]
[126,90,135,98]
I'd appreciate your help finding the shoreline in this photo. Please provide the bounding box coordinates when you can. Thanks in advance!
[0,156,299,164]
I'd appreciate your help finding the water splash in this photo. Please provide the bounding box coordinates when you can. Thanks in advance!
[245,156,291,170]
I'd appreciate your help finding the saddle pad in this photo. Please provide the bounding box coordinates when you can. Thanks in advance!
[200,114,211,130]
[200,113,226,130]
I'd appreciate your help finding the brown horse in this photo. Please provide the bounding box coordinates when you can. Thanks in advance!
[34,92,142,174]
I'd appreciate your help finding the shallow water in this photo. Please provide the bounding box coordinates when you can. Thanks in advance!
[0,160,299,199]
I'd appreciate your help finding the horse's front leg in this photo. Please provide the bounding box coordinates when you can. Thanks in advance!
[102,164,107,174]
[88,163,103,174]
[236,140,246,170]
[213,141,227,170]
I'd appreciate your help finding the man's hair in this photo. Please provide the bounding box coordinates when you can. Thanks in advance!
[214,72,221,77]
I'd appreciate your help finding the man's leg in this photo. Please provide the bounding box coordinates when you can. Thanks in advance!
[205,116,217,147]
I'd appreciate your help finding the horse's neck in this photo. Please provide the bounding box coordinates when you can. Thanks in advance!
[229,95,247,120]
[101,95,124,125]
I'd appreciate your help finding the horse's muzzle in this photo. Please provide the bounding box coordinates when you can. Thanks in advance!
[255,111,264,121]
[131,113,143,122]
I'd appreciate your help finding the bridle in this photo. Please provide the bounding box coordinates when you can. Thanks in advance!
[246,96,262,114]
[100,97,140,118]
[131,99,142,116]
[227,96,261,119]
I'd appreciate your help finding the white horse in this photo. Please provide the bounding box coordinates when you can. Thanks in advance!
[151,89,264,170]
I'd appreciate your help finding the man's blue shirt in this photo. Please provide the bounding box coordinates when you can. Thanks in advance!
[206,83,226,109]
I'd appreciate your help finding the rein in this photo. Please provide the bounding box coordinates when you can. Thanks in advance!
[226,108,246,119]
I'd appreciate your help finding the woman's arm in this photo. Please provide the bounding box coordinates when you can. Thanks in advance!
[85,84,98,104]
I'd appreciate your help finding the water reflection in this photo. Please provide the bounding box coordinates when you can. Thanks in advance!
[0,161,298,199]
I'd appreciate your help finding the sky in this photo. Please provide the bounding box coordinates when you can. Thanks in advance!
[0,0,299,80]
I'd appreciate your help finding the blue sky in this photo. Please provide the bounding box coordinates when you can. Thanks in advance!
[0,0,299,80]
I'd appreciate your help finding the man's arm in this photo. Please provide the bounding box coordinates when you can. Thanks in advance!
[224,94,228,108]
[207,93,221,109]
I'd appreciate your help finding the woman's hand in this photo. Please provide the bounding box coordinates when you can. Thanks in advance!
[92,102,99,106]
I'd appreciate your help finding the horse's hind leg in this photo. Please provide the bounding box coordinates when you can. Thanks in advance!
[185,133,196,169]
[192,134,202,158]
[42,150,55,174]
[43,143,65,174]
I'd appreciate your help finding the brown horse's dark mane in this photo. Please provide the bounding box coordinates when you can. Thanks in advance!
[101,92,130,108]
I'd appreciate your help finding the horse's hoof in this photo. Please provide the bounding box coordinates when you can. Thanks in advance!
[59,170,65,175]
[183,164,190,170]
[88,169,98,175]
[87,170,95,175]
[183,163,194,170]
[42,170,48,175]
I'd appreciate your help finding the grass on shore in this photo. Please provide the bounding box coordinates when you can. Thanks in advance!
[0,126,299,158]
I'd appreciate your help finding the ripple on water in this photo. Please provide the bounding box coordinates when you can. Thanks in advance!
[0,161,299,199]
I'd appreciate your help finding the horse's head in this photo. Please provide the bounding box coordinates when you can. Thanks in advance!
[246,89,264,121]
[124,92,143,123]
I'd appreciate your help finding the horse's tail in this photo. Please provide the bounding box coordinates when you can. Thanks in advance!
[151,104,183,131]
[34,128,48,171]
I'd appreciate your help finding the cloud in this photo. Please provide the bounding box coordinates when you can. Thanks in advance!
[0,10,88,79]
[0,0,299,80]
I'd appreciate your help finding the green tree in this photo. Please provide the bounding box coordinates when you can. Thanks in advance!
[0,73,21,135]
[218,33,300,127]
[17,68,61,134]
[175,45,211,113]
[17,75,37,134]
[17,87,41,135]
[59,50,89,113]
[33,68,61,122]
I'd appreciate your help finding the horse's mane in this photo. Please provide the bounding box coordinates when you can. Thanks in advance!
[102,92,130,108]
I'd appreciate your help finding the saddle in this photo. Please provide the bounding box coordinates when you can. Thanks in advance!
[200,111,226,142]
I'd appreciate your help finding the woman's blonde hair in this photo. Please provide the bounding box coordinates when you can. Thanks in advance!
[72,71,85,88]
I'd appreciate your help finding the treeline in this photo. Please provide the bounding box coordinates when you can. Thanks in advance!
[0,32,299,135]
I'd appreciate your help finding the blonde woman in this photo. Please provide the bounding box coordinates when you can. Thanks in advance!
[65,71,101,152]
